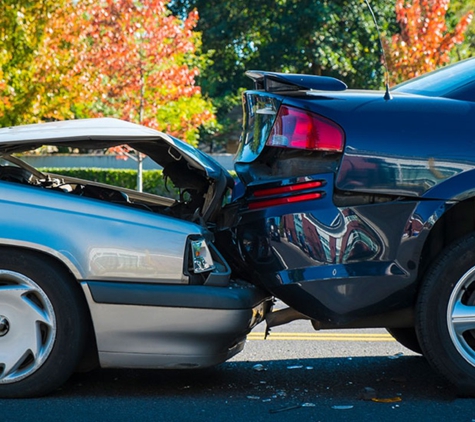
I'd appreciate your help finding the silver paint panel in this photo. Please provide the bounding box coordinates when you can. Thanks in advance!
[82,284,256,368]
[98,340,245,369]
[0,180,205,282]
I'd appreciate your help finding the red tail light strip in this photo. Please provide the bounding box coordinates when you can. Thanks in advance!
[248,192,323,210]
[266,105,345,152]
[252,180,324,198]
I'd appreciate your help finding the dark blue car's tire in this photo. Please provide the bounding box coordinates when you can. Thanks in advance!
[0,250,88,398]
[416,233,475,396]
[386,328,423,355]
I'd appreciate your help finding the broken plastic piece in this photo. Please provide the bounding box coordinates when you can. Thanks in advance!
[371,397,402,403]
[265,324,271,339]
[252,363,266,372]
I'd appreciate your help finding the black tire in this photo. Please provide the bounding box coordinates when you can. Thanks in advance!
[416,233,475,396]
[0,249,88,398]
[386,327,423,355]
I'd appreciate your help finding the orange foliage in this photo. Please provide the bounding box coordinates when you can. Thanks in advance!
[34,0,214,143]
[34,4,92,121]
[387,0,473,83]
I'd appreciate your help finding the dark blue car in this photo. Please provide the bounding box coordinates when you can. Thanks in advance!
[218,57,475,395]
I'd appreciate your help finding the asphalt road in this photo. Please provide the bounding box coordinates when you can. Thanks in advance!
[2,320,474,422]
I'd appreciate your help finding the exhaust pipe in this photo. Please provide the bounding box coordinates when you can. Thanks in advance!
[264,306,414,337]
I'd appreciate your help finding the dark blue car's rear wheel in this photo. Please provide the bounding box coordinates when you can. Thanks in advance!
[0,250,88,398]
[416,233,475,396]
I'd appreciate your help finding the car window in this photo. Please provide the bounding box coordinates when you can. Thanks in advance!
[394,58,475,101]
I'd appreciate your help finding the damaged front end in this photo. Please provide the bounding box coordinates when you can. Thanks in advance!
[0,118,274,369]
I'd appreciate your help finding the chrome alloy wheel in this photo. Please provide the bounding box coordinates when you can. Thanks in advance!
[447,266,475,367]
[0,270,56,384]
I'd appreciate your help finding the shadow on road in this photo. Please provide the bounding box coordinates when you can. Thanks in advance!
[5,356,471,422]
[63,354,450,400]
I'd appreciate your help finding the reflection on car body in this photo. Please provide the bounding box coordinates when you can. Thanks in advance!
[279,209,380,265]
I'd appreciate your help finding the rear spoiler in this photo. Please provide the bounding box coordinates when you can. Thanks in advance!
[245,70,347,92]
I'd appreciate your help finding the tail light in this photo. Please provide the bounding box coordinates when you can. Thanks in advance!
[266,105,344,152]
[252,180,324,197]
[248,179,326,210]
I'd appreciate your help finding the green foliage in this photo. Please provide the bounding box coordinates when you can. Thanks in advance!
[171,0,397,96]
[169,0,398,148]
[0,0,64,126]
[154,95,216,146]
[449,0,475,59]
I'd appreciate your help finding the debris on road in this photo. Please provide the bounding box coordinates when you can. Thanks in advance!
[388,352,404,360]
[269,402,317,413]
[371,397,402,403]
[269,404,303,414]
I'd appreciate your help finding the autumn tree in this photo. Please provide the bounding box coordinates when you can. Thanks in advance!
[387,0,473,83]
[34,0,214,145]
[32,2,92,123]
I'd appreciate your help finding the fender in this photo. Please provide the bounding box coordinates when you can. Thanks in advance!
[0,238,83,279]
[422,168,475,201]
[0,181,202,283]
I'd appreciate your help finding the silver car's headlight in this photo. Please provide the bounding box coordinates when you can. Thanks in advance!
[190,238,215,274]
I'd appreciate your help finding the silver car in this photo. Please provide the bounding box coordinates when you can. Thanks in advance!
[0,118,271,398]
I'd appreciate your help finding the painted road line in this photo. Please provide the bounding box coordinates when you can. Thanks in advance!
[247,332,395,342]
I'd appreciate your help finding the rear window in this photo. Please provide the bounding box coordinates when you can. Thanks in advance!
[394,58,475,100]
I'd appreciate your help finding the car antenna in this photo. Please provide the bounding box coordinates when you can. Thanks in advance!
[363,0,392,101]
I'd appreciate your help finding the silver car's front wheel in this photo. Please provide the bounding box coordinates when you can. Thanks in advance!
[0,271,57,384]
[0,250,88,398]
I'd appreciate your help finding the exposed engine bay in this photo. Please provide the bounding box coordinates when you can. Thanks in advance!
[0,152,213,222]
